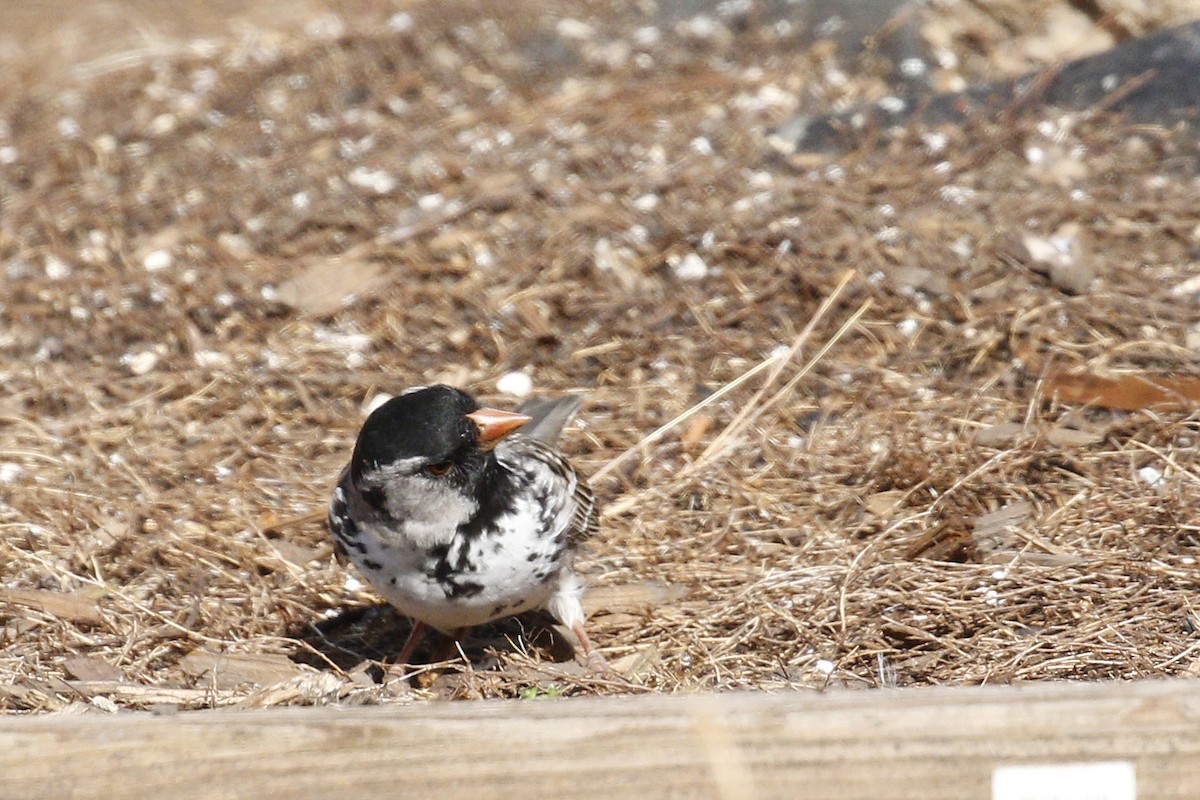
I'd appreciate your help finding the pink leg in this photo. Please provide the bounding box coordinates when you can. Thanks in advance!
[571,621,610,671]
[395,620,427,665]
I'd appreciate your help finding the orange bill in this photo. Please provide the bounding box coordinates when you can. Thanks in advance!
[466,408,532,448]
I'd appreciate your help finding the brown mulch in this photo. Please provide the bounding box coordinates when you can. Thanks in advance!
[1,0,1199,712]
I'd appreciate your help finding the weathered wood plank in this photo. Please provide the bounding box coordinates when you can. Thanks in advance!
[2,679,1199,799]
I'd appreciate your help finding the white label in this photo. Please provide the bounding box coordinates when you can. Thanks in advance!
[992,761,1136,800]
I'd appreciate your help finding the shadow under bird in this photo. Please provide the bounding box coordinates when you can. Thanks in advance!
[327,385,601,665]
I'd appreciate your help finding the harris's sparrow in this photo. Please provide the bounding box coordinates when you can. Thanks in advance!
[327,385,600,665]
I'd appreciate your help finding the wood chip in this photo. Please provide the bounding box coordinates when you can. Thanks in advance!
[680,414,713,445]
[276,255,389,315]
[180,650,307,690]
[582,583,686,617]
[0,588,105,625]
[67,682,236,706]
[234,673,346,708]
[974,422,1025,447]
[971,501,1034,555]
[975,423,1101,448]
[1045,369,1200,410]
[1045,426,1103,447]
[891,265,950,296]
[864,490,908,516]
[609,645,661,680]
[62,655,125,683]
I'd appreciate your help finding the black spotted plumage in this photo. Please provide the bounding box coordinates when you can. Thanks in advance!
[326,386,604,666]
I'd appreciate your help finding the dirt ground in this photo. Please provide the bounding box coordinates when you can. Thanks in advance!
[2,0,1200,711]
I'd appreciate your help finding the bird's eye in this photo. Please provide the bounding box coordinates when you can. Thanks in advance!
[425,461,453,476]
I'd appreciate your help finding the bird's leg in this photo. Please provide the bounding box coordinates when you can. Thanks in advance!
[395,620,427,666]
[571,621,611,672]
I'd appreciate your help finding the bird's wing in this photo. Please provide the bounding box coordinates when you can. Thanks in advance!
[508,436,599,546]
[568,478,599,545]
[327,465,353,565]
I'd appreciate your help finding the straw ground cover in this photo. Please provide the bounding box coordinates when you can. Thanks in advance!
[1,0,1199,711]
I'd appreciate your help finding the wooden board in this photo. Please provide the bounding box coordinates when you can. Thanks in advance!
[2,679,1199,799]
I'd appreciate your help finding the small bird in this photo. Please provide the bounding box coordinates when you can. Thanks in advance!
[327,385,601,666]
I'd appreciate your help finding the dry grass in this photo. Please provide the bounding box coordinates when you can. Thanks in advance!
[1,0,1200,712]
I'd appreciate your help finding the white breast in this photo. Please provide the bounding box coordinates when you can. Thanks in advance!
[345,444,579,633]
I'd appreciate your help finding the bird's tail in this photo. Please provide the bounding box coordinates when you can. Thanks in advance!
[515,395,584,444]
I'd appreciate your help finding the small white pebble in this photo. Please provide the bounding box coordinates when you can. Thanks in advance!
[556,18,594,40]
[347,166,397,195]
[899,57,927,77]
[939,185,976,204]
[149,113,177,136]
[875,226,901,244]
[950,235,974,260]
[815,658,836,675]
[417,193,444,211]
[633,26,661,47]
[633,193,659,212]
[1171,275,1200,297]
[305,12,346,40]
[992,568,1008,580]
[897,318,919,338]
[121,350,160,376]
[344,575,364,592]
[1187,325,1200,352]
[690,136,714,156]
[90,696,119,713]
[0,145,17,164]
[312,329,372,351]
[57,117,82,139]
[0,463,23,483]
[748,170,774,190]
[673,252,708,281]
[1137,465,1164,488]
[142,249,173,272]
[387,12,413,33]
[194,350,231,368]
[496,371,533,398]
[680,14,722,40]
[922,132,948,155]
[44,255,72,280]
[364,393,393,415]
